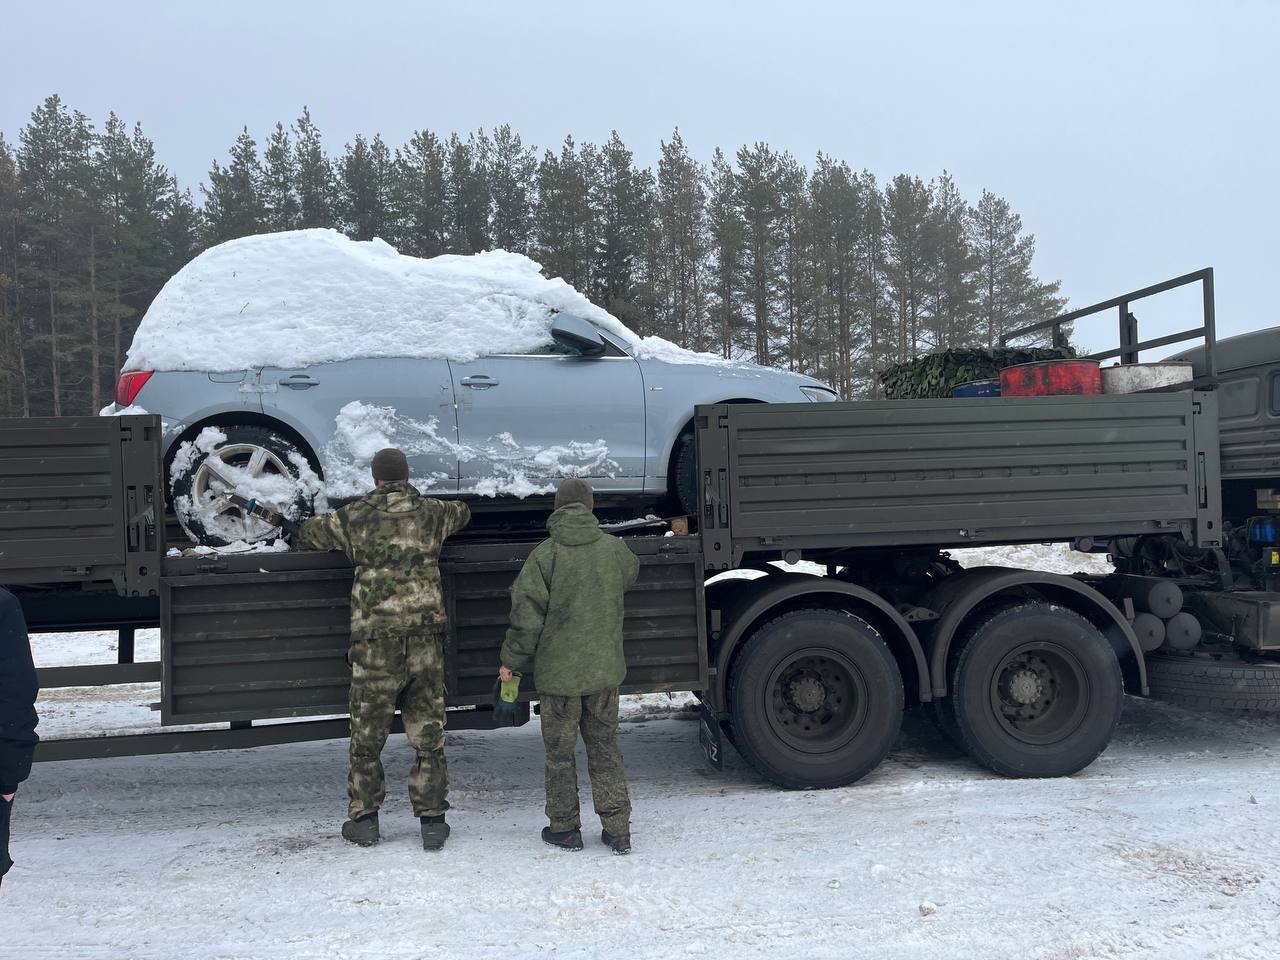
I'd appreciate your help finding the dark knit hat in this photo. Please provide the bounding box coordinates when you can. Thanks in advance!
[371,447,410,482]
[554,477,594,512]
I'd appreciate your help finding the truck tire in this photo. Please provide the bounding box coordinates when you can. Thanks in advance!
[1147,653,1280,713]
[170,424,317,547]
[949,602,1122,778]
[727,608,904,789]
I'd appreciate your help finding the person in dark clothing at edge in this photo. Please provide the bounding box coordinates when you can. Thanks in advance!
[1,587,39,890]
[499,477,640,854]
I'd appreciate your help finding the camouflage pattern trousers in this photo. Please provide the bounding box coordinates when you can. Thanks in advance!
[539,688,631,836]
[347,630,447,820]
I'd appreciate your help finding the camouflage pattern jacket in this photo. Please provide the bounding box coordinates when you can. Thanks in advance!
[298,481,471,641]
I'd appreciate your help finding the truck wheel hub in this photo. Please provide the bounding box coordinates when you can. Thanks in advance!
[787,675,827,713]
[989,644,1089,746]
[1005,668,1043,706]
[768,651,866,750]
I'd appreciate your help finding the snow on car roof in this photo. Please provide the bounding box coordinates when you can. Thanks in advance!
[124,228,723,372]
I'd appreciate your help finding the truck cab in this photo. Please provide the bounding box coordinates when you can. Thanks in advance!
[1172,326,1280,524]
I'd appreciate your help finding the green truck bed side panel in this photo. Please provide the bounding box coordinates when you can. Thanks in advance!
[697,391,1221,567]
[0,415,163,594]
[159,537,706,725]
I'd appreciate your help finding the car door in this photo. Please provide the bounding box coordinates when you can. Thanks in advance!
[259,358,459,496]
[448,319,646,495]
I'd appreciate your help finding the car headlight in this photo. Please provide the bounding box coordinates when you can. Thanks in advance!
[800,386,839,402]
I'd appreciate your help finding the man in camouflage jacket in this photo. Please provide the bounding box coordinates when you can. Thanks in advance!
[298,448,470,851]
[499,478,640,854]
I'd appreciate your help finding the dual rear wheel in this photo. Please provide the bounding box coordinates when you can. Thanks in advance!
[726,601,1124,789]
[934,602,1123,778]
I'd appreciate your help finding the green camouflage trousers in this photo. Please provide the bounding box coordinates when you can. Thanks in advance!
[347,630,447,820]
[540,688,631,836]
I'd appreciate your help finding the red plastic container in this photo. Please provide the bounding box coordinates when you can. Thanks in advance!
[999,359,1102,397]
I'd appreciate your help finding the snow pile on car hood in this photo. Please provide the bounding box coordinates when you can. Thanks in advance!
[124,229,723,372]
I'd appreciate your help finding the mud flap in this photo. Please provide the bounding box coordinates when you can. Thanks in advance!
[698,703,723,771]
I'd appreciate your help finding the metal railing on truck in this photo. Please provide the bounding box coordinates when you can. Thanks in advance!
[1001,266,1217,376]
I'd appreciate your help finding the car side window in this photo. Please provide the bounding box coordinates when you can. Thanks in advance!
[1271,372,1280,416]
[507,338,629,358]
[527,340,586,357]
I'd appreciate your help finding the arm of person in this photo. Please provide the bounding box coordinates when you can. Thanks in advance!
[621,541,640,589]
[296,507,349,555]
[0,719,33,802]
[442,499,471,539]
[499,546,551,676]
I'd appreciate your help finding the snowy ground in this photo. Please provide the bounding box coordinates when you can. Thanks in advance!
[11,545,1280,958]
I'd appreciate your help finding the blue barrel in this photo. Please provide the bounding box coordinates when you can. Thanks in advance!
[951,379,1001,398]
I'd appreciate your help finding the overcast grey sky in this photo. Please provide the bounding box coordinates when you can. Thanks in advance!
[3,0,1276,353]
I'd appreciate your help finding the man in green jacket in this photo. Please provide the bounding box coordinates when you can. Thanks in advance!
[499,478,640,854]
[298,448,470,852]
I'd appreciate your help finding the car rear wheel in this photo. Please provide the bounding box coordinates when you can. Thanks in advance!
[169,424,320,547]
[673,431,698,517]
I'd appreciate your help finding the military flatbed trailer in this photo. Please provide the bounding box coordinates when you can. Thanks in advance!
[10,268,1280,788]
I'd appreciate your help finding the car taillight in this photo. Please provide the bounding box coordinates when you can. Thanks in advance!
[115,371,153,407]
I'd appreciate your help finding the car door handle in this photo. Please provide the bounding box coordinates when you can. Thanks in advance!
[460,376,499,389]
[279,375,319,389]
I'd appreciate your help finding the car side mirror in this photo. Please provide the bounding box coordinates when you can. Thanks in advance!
[550,315,607,357]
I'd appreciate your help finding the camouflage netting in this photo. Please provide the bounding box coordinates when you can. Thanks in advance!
[877,346,1078,400]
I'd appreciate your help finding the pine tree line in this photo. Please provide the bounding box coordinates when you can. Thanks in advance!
[0,95,1066,416]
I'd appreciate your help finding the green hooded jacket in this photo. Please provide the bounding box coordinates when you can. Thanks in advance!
[500,503,641,696]
[297,480,470,641]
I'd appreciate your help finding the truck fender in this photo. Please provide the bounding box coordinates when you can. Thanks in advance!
[709,575,931,711]
[922,567,1148,697]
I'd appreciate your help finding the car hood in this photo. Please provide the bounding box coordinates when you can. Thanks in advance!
[634,354,832,391]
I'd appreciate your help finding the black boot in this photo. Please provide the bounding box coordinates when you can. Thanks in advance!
[420,815,450,851]
[601,830,631,855]
[341,811,379,847]
[541,826,584,851]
